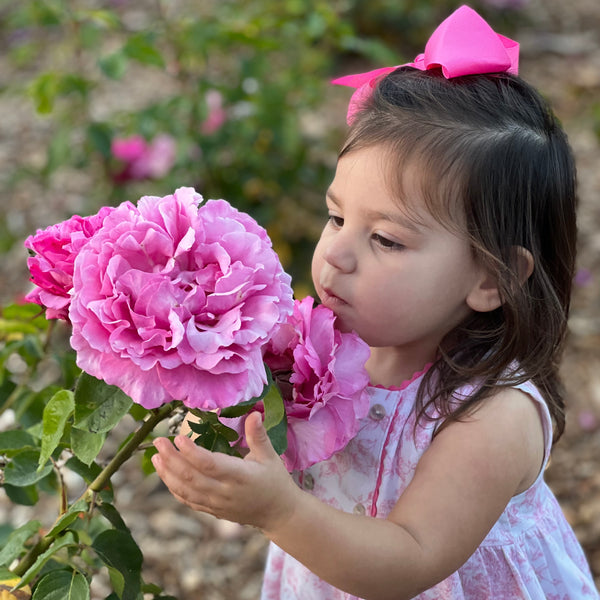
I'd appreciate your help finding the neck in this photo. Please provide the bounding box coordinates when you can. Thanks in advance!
[366,346,433,388]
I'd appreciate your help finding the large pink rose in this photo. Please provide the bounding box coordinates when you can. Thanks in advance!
[69,187,294,410]
[230,297,371,471]
[24,207,114,321]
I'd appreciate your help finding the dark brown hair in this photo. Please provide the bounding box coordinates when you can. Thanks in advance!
[341,68,577,442]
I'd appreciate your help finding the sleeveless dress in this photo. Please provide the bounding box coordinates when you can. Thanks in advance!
[261,369,599,599]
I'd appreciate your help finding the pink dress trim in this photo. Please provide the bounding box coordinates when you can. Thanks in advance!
[371,362,433,391]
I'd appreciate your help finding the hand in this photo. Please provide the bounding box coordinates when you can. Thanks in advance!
[152,412,300,531]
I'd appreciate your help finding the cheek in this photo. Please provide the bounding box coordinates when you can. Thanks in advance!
[310,248,322,290]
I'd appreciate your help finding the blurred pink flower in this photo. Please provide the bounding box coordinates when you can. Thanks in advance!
[201,90,227,135]
[24,207,115,321]
[69,187,294,410]
[111,134,176,182]
[574,268,593,288]
[228,297,371,471]
[578,409,599,432]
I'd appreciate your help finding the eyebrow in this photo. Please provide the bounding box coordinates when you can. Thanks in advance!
[326,188,425,234]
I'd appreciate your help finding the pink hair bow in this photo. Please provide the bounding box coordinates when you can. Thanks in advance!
[332,5,519,125]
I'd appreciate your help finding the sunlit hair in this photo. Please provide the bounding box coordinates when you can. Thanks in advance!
[341,68,577,442]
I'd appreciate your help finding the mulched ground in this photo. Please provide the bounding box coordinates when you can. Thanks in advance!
[1,1,599,598]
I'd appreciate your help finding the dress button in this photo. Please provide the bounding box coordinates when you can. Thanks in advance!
[353,503,366,515]
[302,473,315,490]
[369,403,386,421]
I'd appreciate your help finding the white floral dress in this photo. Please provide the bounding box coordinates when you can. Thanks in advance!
[261,370,599,599]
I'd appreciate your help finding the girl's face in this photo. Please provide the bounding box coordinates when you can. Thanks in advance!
[311,146,486,381]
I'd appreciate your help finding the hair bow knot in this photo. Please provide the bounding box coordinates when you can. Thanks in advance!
[333,5,519,125]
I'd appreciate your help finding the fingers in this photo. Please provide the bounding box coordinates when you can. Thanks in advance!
[152,436,226,509]
[244,412,278,462]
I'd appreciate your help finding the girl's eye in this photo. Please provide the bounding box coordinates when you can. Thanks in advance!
[328,215,344,228]
[372,233,403,251]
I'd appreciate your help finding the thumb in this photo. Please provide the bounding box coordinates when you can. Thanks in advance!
[245,411,277,462]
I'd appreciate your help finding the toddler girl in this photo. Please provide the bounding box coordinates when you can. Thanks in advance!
[152,6,599,599]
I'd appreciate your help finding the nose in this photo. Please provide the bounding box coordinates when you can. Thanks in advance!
[321,229,357,273]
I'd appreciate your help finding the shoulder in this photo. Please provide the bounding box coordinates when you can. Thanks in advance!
[443,385,546,494]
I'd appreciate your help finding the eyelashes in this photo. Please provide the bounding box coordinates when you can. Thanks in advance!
[327,216,404,251]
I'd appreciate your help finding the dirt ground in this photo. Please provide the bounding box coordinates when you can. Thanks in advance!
[1,1,599,598]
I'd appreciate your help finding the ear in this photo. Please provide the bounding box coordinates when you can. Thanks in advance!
[466,246,534,313]
[466,268,502,313]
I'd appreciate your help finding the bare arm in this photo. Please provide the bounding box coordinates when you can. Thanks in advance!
[152,388,544,600]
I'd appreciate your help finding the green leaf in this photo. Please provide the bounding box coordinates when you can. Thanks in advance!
[64,456,102,484]
[19,532,78,587]
[4,449,53,487]
[1,303,47,322]
[96,503,129,533]
[78,9,121,29]
[47,499,88,538]
[266,414,288,455]
[141,445,158,475]
[0,520,41,567]
[86,122,112,157]
[98,51,128,80]
[3,483,39,506]
[92,530,142,600]
[73,373,132,434]
[70,428,105,466]
[39,390,75,470]
[28,72,60,114]
[123,33,165,68]
[218,397,260,419]
[0,430,36,455]
[262,385,285,431]
[106,566,125,598]
[32,569,90,600]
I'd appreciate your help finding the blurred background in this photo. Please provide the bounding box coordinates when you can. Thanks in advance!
[0,0,598,598]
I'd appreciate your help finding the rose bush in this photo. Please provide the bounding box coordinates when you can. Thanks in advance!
[24,206,115,321]
[227,296,371,471]
[66,187,294,410]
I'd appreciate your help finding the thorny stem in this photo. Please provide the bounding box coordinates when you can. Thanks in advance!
[12,402,177,577]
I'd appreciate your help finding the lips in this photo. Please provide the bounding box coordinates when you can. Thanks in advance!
[319,286,347,309]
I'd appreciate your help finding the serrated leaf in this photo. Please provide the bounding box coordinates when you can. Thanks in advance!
[39,390,75,470]
[73,373,132,434]
[70,428,105,466]
[92,530,142,600]
[0,521,41,567]
[32,569,90,600]
[214,422,240,443]
[4,449,53,487]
